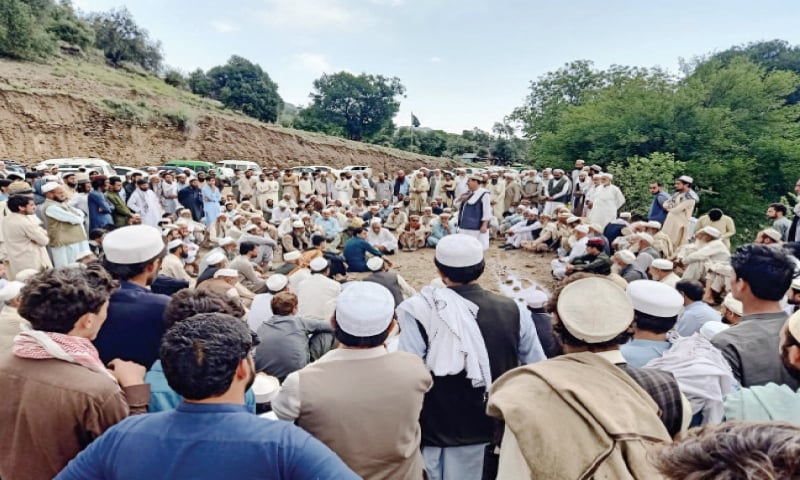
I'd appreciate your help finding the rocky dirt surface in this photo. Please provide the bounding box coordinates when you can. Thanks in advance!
[0,58,456,171]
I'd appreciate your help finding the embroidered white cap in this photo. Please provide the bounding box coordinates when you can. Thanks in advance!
[722,293,743,317]
[0,281,24,303]
[557,277,633,343]
[677,175,694,184]
[309,257,328,272]
[435,234,483,268]
[788,310,800,344]
[366,256,384,272]
[214,268,239,278]
[41,182,61,193]
[283,251,301,262]
[167,239,183,250]
[104,225,164,264]
[218,237,236,247]
[266,274,288,292]
[626,280,683,318]
[651,259,674,271]
[335,282,394,337]
[205,251,226,266]
[697,226,721,239]
[615,250,636,265]
[520,289,549,309]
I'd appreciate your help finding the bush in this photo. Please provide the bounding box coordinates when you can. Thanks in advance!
[90,7,162,74]
[100,98,150,124]
[161,109,193,131]
[163,68,187,89]
[607,152,686,219]
[0,0,54,60]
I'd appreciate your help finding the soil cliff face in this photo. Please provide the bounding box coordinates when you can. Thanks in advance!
[0,89,452,171]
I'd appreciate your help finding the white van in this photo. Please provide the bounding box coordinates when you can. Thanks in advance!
[217,160,262,174]
[36,158,116,177]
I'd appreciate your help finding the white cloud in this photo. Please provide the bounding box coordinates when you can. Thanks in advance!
[211,21,239,33]
[294,53,333,74]
[368,0,404,6]
[259,0,369,32]
[429,56,442,63]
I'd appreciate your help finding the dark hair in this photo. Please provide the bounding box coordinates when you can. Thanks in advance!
[633,311,678,334]
[770,203,788,216]
[163,289,245,329]
[136,179,148,185]
[102,248,166,281]
[77,182,92,193]
[783,242,800,260]
[675,280,705,302]
[89,228,107,241]
[109,176,122,186]
[0,179,12,189]
[91,176,107,190]
[168,242,182,254]
[333,321,390,348]
[434,258,485,284]
[7,195,32,213]
[654,421,800,479]
[271,291,298,316]
[311,234,325,247]
[351,227,365,237]
[19,265,118,334]
[731,244,796,301]
[239,242,257,256]
[160,313,256,400]
[708,208,723,221]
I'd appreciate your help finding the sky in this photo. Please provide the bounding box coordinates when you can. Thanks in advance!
[72,0,800,134]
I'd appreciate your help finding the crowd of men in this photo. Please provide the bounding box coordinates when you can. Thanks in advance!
[1,157,800,479]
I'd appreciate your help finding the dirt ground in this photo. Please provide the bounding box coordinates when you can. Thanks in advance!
[378,237,560,304]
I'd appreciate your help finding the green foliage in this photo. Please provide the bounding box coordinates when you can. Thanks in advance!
[606,153,685,218]
[161,109,193,131]
[303,72,405,141]
[89,7,162,73]
[163,68,187,89]
[46,1,93,49]
[0,0,54,59]
[187,68,211,97]
[204,55,283,123]
[100,98,151,123]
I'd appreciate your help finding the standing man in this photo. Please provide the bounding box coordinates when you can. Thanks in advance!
[486,172,506,220]
[94,225,170,369]
[374,172,393,203]
[272,282,431,479]
[4,195,51,278]
[127,179,162,227]
[711,244,799,389]
[409,170,430,215]
[88,176,114,231]
[788,178,800,242]
[41,183,89,267]
[588,174,626,229]
[160,172,179,215]
[106,177,138,227]
[648,182,671,224]
[570,159,585,210]
[454,169,469,200]
[767,203,792,241]
[177,178,204,222]
[455,175,492,250]
[397,234,545,479]
[544,168,571,216]
[662,175,698,248]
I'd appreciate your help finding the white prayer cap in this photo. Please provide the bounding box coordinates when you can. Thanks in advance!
[233,215,246,223]
[252,373,280,404]
[292,220,305,229]
[528,208,539,215]
[104,225,164,264]
[516,205,526,211]
[278,201,288,208]
[266,274,288,292]
[677,175,694,184]
[218,237,236,247]
[646,221,662,230]
[0,281,24,303]
[567,216,580,224]
[290,214,300,220]
[435,234,483,268]
[574,225,589,234]
[309,257,328,272]
[370,217,382,225]
[792,278,800,291]
[620,212,632,219]
[615,250,636,265]
[520,289,548,309]
[393,203,402,209]
[553,169,564,174]
[788,310,800,343]
[722,293,743,317]
[205,251,226,266]
[75,251,95,261]
[283,250,301,262]
[636,232,654,244]
[244,224,258,233]
[335,282,394,337]
[699,321,729,340]
[41,182,61,193]
[762,228,782,243]
[651,259,674,271]
[14,269,39,283]
[626,280,683,318]
[214,268,239,278]
[557,278,633,343]
[588,223,603,233]
[424,206,433,211]
[697,226,721,239]
[167,239,183,250]
[367,256,384,272]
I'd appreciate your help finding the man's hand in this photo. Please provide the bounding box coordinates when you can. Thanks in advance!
[479,224,487,234]
[107,359,146,387]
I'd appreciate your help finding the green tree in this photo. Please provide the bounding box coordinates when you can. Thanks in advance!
[188,68,211,97]
[46,1,94,49]
[0,0,53,59]
[90,7,163,73]
[304,72,405,141]
[163,68,187,89]
[606,153,686,218]
[206,56,283,123]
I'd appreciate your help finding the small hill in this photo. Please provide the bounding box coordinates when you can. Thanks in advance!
[0,57,453,171]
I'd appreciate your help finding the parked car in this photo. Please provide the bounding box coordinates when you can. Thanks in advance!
[36,158,116,177]
[164,160,231,186]
[216,160,262,174]
[290,165,340,178]
[114,166,148,178]
[1,159,26,176]
[341,165,373,179]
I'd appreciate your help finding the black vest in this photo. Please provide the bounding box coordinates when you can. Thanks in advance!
[418,284,521,447]
[364,271,403,307]
[458,191,487,230]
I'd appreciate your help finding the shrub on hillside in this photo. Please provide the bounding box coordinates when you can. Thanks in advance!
[0,0,54,60]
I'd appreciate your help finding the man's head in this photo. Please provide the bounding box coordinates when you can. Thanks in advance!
[675,279,705,306]
[164,289,245,330]
[586,237,606,256]
[674,175,693,192]
[788,279,800,306]
[136,179,149,191]
[333,282,396,348]
[612,249,635,267]
[707,208,723,222]
[435,234,485,285]
[42,183,66,202]
[160,313,258,401]
[626,280,683,334]
[271,291,298,316]
[62,173,77,187]
[649,182,662,195]
[8,195,35,215]
[721,293,744,325]
[167,239,186,259]
[574,224,589,240]
[767,203,788,219]
[648,259,674,281]
[91,176,108,192]
[19,265,118,338]
[102,225,166,284]
[730,244,795,303]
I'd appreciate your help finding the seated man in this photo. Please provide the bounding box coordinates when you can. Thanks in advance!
[255,292,334,382]
[649,259,681,288]
[343,227,383,273]
[551,224,590,279]
[498,205,526,235]
[502,209,541,250]
[674,280,721,337]
[614,250,647,283]
[229,242,268,294]
[314,208,342,250]
[366,218,398,254]
[561,237,611,278]
[426,211,456,247]
[398,214,426,252]
[681,227,730,282]
[56,312,358,479]
[521,212,559,252]
[384,204,408,233]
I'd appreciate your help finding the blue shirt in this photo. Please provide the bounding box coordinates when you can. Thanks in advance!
[55,402,359,480]
[314,216,341,239]
[93,281,171,369]
[145,360,257,413]
[676,301,722,337]
[343,236,382,272]
[648,190,671,224]
[88,189,114,230]
[621,338,672,367]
